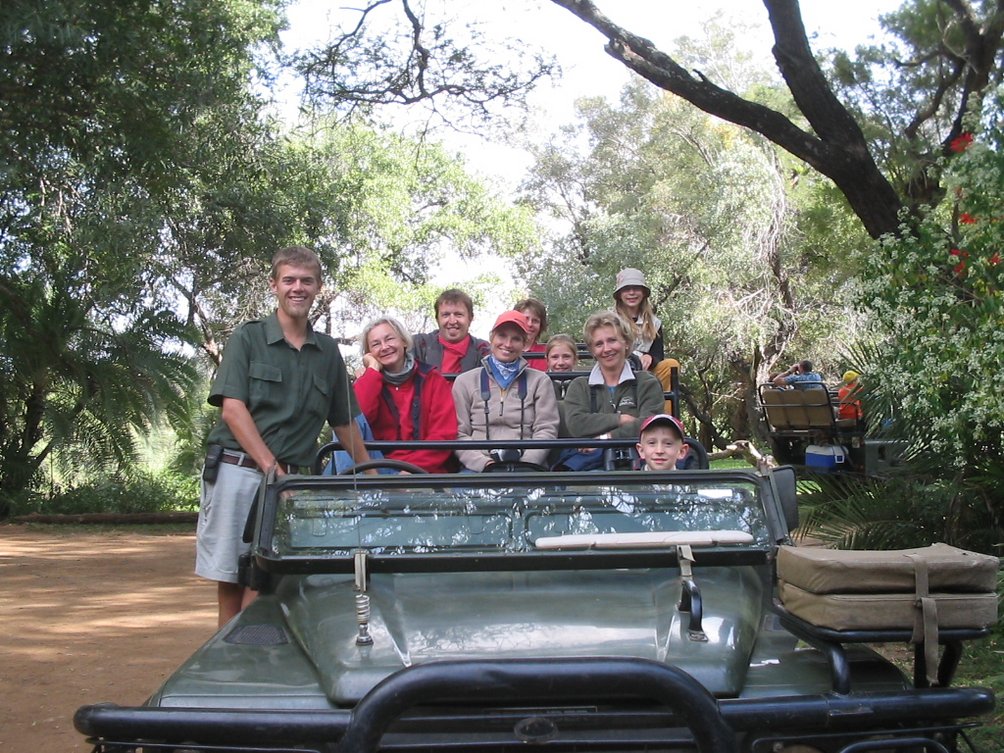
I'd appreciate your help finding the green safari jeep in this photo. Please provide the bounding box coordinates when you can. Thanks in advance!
[74,439,996,753]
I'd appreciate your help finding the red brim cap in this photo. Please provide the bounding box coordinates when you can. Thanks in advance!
[492,310,531,334]
[639,413,685,439]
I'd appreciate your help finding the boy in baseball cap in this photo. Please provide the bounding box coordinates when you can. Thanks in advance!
[636,414,688,471]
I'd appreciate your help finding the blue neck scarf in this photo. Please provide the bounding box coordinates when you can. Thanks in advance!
[487,355,521,389]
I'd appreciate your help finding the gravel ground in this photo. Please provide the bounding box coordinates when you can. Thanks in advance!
[0,526,215,753]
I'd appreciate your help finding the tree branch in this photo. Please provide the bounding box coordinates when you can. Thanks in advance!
[548,0,905,238]
[298,0,557,124]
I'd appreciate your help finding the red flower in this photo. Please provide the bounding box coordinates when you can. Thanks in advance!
[991,253,1001,266]
[960,212,977,224]
[950,248,969,275]
[949,132,974,153]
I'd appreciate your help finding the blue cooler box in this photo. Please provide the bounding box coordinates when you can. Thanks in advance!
[805,444,846,471]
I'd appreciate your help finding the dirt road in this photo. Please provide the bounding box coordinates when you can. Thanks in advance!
[0,525,215,753]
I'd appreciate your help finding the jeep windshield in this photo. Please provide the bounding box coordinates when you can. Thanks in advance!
[254,470,772,568]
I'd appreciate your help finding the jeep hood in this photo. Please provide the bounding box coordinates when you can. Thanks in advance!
[280,566,763,704]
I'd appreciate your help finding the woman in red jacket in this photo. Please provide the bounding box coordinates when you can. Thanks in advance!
[351,316,458,473]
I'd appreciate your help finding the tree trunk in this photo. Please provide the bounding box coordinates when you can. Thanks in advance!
[550,0,905,238]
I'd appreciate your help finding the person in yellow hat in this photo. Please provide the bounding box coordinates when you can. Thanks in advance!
[837,370,863,422]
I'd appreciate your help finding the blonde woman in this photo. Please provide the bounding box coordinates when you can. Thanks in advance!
[556,311,664,471]
[565,310,664,440]
[613,267,664,370]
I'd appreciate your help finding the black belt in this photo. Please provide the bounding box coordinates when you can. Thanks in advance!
[220,450,294,474]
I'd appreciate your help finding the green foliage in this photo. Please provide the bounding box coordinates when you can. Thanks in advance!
[0,0,286,506]
[824,0,1004,210]
[861,104,1004,468]
[299,122,540,334]
[9,468,198,517]
[803,87,1004,554]
[799,471,1001,553]
[165,383,222,479]
[954,634,1004,748]
[0,271,201,508]
[0,0,543,510]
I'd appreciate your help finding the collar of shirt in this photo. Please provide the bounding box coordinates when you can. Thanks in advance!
[263,311,319,348]
[587,361,635,386]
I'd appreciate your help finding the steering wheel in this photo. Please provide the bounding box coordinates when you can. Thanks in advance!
[338,459,428,475]
[482,460,546,473]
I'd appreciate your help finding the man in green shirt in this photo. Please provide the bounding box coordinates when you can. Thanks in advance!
[197,246,372,627]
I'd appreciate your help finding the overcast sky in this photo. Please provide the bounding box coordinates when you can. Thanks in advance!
[279,0,900,188]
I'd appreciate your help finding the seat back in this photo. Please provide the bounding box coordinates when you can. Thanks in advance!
[770,465,799,532]
[761,387,793,431]
[761,384,835,432]
[679,438,710,470]
[796,387,834,430]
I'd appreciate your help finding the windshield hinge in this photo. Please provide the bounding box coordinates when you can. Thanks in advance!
[677,544,708,642]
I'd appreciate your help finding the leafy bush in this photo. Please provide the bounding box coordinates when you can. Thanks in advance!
[863,126,1004,464]
[803,88,1004,553]
[10,469,198,517]
[799,472,1001,553]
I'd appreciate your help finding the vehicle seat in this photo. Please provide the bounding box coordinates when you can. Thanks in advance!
[678,438,709,470]
[761,387,793,431]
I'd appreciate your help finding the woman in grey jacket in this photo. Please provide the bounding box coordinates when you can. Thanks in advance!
[451,310,559,472]
[564,311,665,441]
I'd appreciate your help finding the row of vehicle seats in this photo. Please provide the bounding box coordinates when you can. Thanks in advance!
[760,386,833,432]
[316,437,710,475]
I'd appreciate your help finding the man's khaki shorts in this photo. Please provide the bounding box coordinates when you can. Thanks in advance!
[195,462,262,583]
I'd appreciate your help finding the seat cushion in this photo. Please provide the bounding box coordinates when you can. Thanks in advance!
[778,580,998,631]
[777,543,999,594]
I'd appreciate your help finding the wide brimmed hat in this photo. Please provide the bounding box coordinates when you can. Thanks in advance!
[613,267,650,297]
